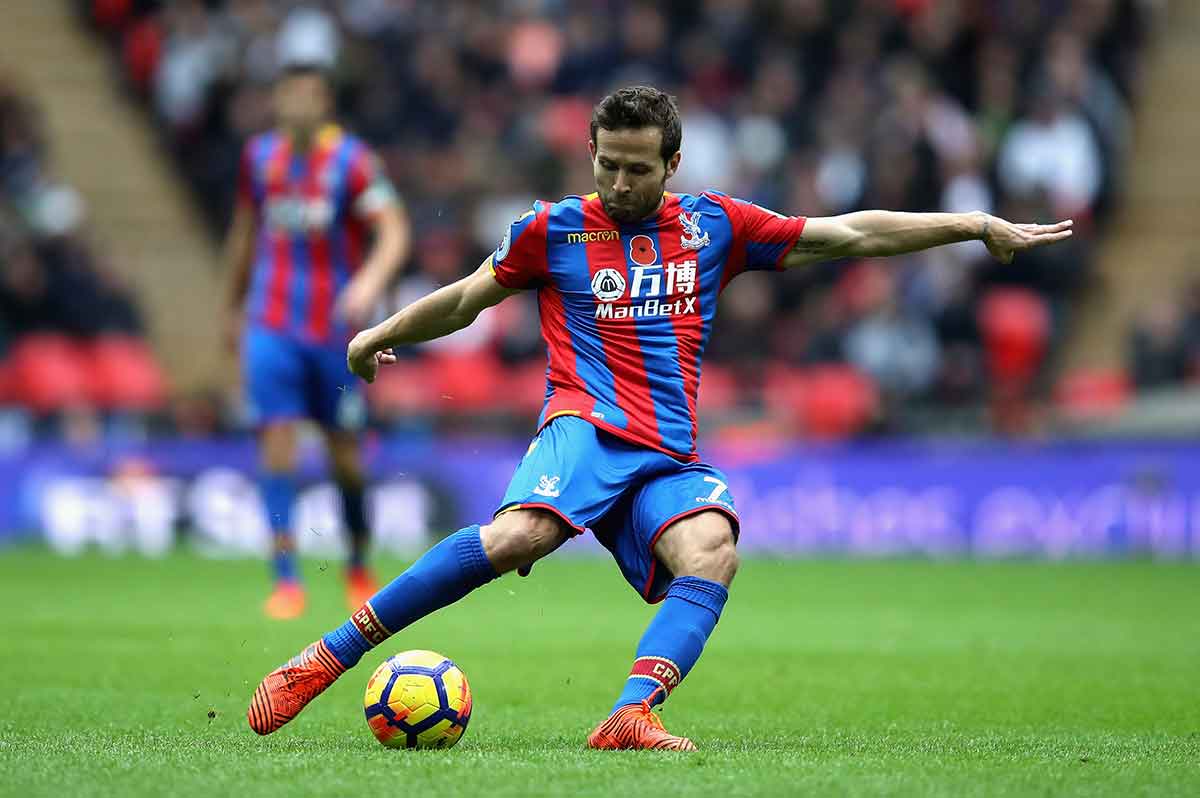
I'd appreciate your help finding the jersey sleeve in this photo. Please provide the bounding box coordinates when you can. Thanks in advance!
[711,193,807,281]
[489,202,549,290]
[347,144,399,220]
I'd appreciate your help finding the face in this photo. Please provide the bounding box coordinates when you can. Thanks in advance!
[589,127,680,224]
[273,72,331,138]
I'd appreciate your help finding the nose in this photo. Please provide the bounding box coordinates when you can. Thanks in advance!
[612,171,632,194]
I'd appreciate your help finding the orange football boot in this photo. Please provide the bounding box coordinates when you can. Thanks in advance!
[345,566,379,611]
[247,639,345,735]
[586,701,698,751]
[263,581,306,620]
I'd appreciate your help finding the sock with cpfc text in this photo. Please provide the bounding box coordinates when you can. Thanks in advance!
[322,525,497,669]
[611,576,729,712]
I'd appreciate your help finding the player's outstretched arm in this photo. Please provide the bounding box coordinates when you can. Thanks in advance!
[780,211,1073,270]
[346,257,520,383]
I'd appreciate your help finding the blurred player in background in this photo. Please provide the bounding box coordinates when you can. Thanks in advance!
[248,87,1070,746]
[224,60,410,620]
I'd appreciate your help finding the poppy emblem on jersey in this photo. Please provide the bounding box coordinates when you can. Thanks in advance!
[680,212,710,250]
[591,268,626,303]
[629,235,658,266]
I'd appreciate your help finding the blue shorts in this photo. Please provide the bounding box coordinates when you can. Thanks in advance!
[496,415,738,603]
[241,325,365,430]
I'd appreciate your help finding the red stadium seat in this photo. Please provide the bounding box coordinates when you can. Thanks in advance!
[122,17,163,93]
[8,333,93,414]
[87,334,168,411]
[502,360,550,420]
[365,358,439,416]
[541,98,593,157]
[92,0,133,31]
[1055,367,1131,421]
[0,356,13,404]
[763,363,810,425]
[764,363,877,440]
[429,351,504,414]
[696,363,739,416]
[979,288,1050,383]
[798,365,879,440]
[978,288,1051,435]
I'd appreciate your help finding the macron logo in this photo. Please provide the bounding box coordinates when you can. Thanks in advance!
[567,230,619,244]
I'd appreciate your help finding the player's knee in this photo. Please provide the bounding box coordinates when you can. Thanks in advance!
[329,457,363,488]
[328,447,354,476]
[480,510,570,574]
[661,518,739,585]
[325,433,363,484]
[260,424,298,471]
[692,537,738,585]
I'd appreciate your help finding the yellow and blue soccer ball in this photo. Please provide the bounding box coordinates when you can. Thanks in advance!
[363,650,472,749]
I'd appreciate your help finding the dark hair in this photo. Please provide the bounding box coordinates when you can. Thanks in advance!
[278,63,332,82]
[589,86,682,164]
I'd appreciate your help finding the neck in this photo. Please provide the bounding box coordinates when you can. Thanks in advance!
[627,193,668,223]
[633,195,672,224]
[286,123,325,153]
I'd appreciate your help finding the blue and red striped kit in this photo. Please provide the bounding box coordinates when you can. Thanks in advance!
[491,190,807,461]
[239,124,386,345]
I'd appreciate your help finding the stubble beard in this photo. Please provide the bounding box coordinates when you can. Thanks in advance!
[600,186,666,225]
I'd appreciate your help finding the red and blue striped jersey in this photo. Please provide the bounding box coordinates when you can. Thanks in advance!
[491,191,806,461]
[238,124,394,345]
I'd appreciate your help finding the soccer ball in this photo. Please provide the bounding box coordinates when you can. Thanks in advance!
[363,650,472,749]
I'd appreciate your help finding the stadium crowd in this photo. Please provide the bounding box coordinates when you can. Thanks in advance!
[51,0,1176,438]
[0,68,166,440]
[0,72,148,343]
[1127,272,1200,391]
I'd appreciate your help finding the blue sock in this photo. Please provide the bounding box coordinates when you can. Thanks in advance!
[261,473,298,583]
[323,525,497,669]
[612,576,729,712]
[339,480,369,570]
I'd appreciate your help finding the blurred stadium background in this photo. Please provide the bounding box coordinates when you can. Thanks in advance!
[0,0,1196,559]
[3,2,1200,796]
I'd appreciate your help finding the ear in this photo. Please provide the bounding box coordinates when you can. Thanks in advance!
[664,151,681,180]
[587,138,597,160]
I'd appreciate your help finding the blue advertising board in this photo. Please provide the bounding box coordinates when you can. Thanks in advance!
[1,435,1197,558]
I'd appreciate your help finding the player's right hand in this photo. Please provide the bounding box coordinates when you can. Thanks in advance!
[347,331,396,383]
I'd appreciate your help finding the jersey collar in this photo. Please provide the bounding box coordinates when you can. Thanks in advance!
[586,191,679,228]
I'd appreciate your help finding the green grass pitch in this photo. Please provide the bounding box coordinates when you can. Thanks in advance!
[1,547,1198,797]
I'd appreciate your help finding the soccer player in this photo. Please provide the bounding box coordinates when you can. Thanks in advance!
[225,62,410,620]
[247,86,1071,746]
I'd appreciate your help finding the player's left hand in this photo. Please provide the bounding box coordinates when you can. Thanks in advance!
[335,279,378,327]
[347,331,396,383]
[981,215,1074,264]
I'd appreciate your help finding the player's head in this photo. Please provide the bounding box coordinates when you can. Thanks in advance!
[588,86,682,224]
[273,64,333,141]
